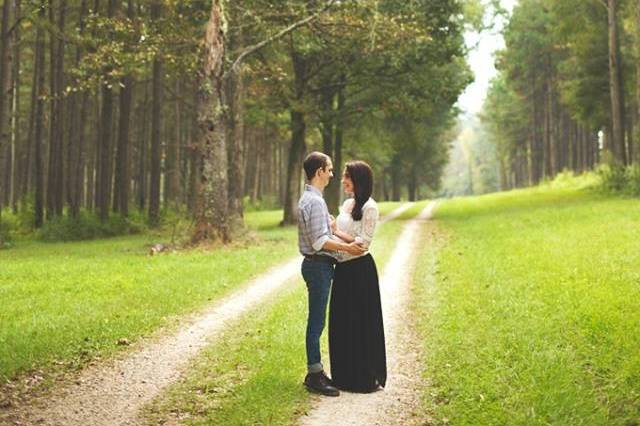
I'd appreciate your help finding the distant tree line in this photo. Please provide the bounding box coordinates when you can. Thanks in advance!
[0,0,479,243]
[483,0,640,189]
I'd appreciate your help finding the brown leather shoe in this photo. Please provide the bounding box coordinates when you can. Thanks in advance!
[304,371,340,397]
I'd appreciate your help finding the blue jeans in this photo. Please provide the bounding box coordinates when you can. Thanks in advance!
[301,258,334,373]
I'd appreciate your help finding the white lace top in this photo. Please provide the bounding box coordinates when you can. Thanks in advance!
[335,197,379,262]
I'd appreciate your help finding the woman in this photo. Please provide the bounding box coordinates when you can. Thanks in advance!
[328,160,386,393]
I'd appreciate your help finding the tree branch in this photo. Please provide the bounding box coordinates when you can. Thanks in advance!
[228,0,337,75]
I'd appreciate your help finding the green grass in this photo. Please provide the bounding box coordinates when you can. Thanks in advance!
[0,202,406,383]
[0,210,297,382]
[413,183,640,425]
[143,200,430,425]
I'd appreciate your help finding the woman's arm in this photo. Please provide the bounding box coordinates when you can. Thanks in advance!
[333,228,355,243]
[354,204,379,247]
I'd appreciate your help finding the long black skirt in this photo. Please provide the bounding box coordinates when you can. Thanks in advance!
[329,253,386,393]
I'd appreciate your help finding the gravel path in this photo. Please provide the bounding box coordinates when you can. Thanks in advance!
[1,203,413,426]
[299,201,437,426]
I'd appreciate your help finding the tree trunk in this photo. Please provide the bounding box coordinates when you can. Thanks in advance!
[391,154,401,201]
[225,28,246,229]
[10,0,21,212]
[187,88,199,213]
[136,81,148,211]
[114,77,133,216]
[24,0,37,202]
[320,84,338,213]
[326,81,345,213]
[191,0,230,243]
[636,0,640,164]
[95,0,116,221]
[148,0,163,226]
[282,50,308,225]
[608,0,626,165]
[0,0,14,223]
[34,1,46,228]
[46,0,66,219]
[68,0,88,218]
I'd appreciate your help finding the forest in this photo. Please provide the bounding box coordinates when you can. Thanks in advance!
[0,0,479,245]
[479,0,640,190]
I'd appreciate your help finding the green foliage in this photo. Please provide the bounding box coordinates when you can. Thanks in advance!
[242,195,281,213]
[597,164,640,196]
[416,182,640,424]
[0,216,13,249]
[38,212,145,242]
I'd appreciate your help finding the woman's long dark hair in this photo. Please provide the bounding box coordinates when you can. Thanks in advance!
[345,161,373,221]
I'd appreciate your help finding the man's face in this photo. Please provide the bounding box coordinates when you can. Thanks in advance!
[317,158,334,188]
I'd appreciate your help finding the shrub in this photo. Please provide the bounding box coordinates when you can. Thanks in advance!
[243,195,281,212]
[625,165,640,196]
[596,164,627,193]
[38,212,141,242]
[0,215,13,248]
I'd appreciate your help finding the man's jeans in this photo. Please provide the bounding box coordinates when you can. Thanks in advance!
[301,258,334,373]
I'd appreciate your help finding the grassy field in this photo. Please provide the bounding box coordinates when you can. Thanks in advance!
[143,201,430,425]
[0,202,408,384]
[0,210,299,382]
[413,181,640,425]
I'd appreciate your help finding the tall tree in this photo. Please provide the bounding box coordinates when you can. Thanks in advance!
[191,0,229,242]
[96,0,117,222]
[148,0,163,226]
[607,0,626,164]
[67,0,89,218]
[113,0,136,216]
[46,0,67,218]
[34,0,46,228]
[0,0,14,223]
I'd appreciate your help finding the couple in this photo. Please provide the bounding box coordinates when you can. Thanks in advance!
[298,151,386,397]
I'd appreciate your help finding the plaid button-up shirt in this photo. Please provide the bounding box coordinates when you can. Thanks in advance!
[297,184,338,259]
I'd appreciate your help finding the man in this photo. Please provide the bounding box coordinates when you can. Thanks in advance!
[298,151,366,397]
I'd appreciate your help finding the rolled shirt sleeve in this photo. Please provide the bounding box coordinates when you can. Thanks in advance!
[298,195,333,253]
[306,198,332,251]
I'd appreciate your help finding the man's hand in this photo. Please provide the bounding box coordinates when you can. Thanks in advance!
[329,215,337,233]
[344,241,366,256]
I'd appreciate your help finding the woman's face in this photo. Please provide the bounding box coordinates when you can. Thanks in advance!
[341,171,354,195]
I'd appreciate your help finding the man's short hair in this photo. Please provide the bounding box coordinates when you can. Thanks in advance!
[303,152,330,181]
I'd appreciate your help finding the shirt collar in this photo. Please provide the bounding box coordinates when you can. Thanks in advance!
[305,184,323,197]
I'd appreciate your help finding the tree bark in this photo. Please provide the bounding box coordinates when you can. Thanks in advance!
[68,0,88,218]
[187,88,199,213]
[326,80,345,213]
[46,0,66,219]
[282,49,308,225]
[10,0,21,212]
[112,0,135,216]
[191,0,230,243]
[0,0,14,222]
[148,0,163,226]
[224,3,246,229]
[636,0,640,164]
[34,0,46,228]
[95,0,116,221]
[608,0,626,165]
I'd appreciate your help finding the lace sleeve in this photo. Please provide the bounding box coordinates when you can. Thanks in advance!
[355,205,378,247]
